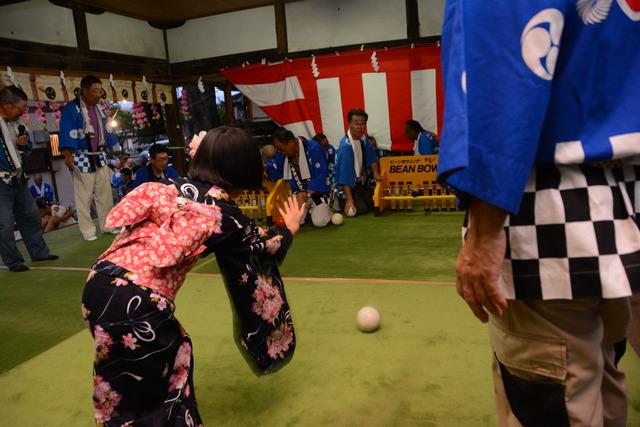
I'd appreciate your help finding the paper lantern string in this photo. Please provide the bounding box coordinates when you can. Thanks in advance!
[197,76,205,94]
[371,51,380,72]
[109,74,116,90]
[311,55,320,78]
[59,70,66,87]
[6,67,17,86]
[142,75,149,91]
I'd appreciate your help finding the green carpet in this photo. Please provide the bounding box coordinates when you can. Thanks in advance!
[191,210,464,281]
[0,213,639,426]
[0,277,638,426]
[0,212,461,373]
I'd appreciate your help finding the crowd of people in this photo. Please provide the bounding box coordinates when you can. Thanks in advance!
[264,111,439,223]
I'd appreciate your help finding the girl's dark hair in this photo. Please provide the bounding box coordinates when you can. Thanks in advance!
[188,126,263,191]
[313,133,327,142]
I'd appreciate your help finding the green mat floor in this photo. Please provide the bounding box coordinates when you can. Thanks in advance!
[0,212,638,425]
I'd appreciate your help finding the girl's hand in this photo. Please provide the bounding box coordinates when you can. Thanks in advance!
[278,196,306,235]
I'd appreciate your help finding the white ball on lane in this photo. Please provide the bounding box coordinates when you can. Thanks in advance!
[356,306,381,333]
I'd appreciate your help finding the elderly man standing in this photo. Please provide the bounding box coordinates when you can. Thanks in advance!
[0,84,57,272]
[60,75,118,241]
[439,1,639,426]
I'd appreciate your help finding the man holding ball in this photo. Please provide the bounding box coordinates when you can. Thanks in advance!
[335,109,380,217]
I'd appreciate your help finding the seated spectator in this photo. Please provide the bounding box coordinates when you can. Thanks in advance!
[313,133,339,209]
[368,135,388,160]
[36,197,75,233]
[113,167,134,201]
[123,157,138,174]
[405,120,439,156]
[29,175,54,204]
[131,144,179,188]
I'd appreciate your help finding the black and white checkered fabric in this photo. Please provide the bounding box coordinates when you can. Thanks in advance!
[465,164,640,300]
[73,151,108,173]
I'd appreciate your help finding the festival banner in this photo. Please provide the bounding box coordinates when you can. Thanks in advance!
[34,74,66,102]
[113,80,134,102]
[153,84,174,104]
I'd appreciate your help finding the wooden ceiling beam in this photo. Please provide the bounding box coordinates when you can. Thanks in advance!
[60,0,302,24]
[0,37,171,81]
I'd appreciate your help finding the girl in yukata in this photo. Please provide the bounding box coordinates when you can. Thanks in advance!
[81,126,305,426]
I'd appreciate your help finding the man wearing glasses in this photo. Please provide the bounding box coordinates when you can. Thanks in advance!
[60,75,118,241]
[0,84,58,272]
[130,143,179,189]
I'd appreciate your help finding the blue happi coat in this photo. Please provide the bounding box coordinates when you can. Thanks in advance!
[438,0,640,213]
[267,138,329,193]
[335,135,377,189]
[59,99,118,173]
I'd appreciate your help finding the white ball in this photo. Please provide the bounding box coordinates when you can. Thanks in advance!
[356,306,381,333]
[331,212,344,225]
[345,205,357,217]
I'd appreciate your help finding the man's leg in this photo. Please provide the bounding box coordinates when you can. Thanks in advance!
[94,166,114,233]
[627,294,640,357]
[600,298,631,427]
[13,180,52,261]
[353,185,371,215]
[0,180,25,269]
[489,298,629,427]
[73,170,97,239]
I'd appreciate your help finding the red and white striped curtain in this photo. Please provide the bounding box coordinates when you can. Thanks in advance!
[222,45,443,152]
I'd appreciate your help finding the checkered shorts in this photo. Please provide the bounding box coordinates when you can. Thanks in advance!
[465,164,640,300]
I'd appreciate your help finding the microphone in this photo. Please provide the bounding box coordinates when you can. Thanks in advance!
[17,125,26,151]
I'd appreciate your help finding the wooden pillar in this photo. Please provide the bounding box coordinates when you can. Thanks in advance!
[224,80,234,125]
[274,3,288,55]
[406,0,420,41]
[165,88,186,175]
[72,6,90,53]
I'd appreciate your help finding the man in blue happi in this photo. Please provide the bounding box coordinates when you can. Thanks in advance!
[335,109,380,216]
[313,133,340,207]
[0,84,57,272]
[438,1,640,425]
[405,120,439,156]
[60,75,118,241]
[131,143,180,189]
[29,175,55,204]
[269,127,332,227]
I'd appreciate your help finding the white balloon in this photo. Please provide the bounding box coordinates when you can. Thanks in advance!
[345,206,357,217]
[356,306,381,333]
